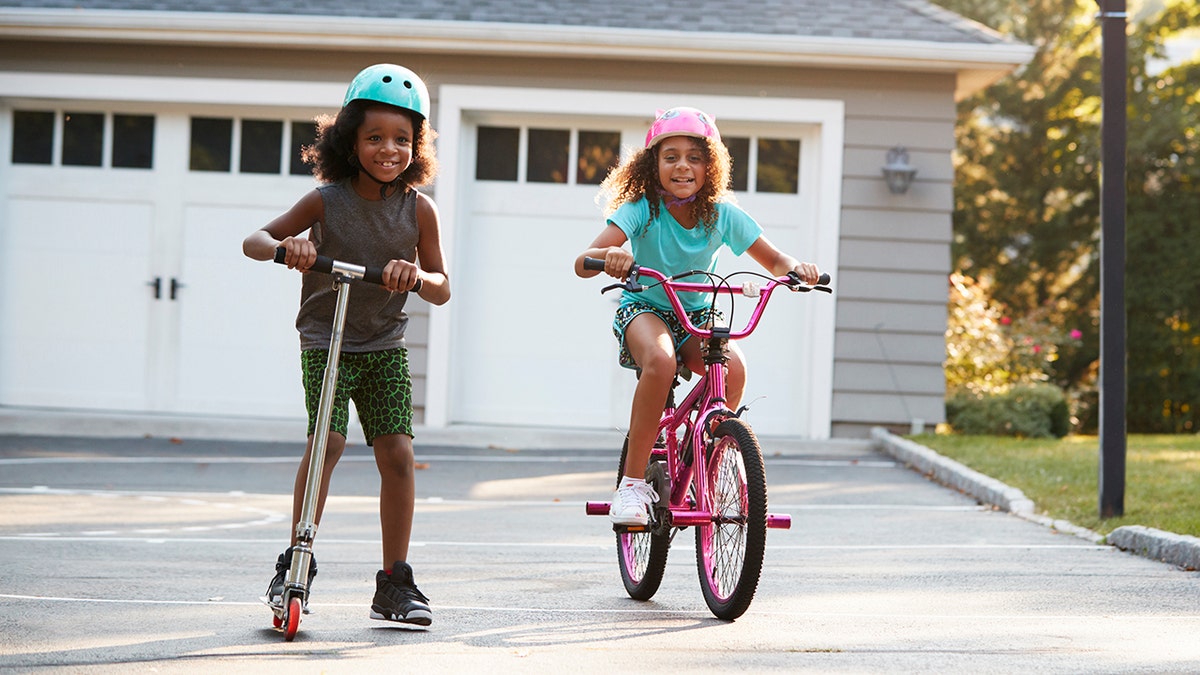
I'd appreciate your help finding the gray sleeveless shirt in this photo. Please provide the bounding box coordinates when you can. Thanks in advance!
[296,179,420,352]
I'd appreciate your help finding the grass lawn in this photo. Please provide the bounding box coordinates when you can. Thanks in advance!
[909,434,1200,538]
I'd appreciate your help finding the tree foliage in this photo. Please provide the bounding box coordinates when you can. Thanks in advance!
[932,0,1200,432]
[1124,1,1200,432]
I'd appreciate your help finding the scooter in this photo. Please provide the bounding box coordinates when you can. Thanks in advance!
[263,247,419,641]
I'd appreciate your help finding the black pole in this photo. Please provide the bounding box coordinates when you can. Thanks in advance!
[1097,0,1127,518]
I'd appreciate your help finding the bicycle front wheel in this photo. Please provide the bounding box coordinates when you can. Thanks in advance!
[695,418,767,620]
[615,439,671,601]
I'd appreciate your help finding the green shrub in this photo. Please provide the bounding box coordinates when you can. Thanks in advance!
[946,383,1070,438]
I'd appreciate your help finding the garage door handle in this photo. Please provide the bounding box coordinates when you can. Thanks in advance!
[147,277,162,299]
[170,278,185,301]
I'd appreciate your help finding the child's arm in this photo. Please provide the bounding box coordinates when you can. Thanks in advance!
[386,192,450,304]
[575,224,632,279]
[745,235,821,285]
[242,190,323,271]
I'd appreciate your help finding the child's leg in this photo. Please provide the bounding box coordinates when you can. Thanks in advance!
[372,433,415,568]
[724,342,748,411]
[290,433,347,542]
[622,313,678,479]
[679,338,748,412]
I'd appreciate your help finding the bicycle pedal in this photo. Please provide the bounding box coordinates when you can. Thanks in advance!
[613,523,649,534]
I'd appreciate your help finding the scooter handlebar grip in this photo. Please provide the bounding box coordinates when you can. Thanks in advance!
[272,246,333,274]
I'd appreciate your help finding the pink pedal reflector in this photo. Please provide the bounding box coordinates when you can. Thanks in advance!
[585,502,610,516]
[767,514,792,529]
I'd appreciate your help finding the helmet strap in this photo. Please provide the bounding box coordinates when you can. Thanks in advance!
[350,154,401,199]
[658,190,698,209]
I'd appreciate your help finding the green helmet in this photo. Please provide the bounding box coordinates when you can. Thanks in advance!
[343,64,430,120]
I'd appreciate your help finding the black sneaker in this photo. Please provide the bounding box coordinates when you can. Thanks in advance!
[267,546,316,608]
[369,561,432,626]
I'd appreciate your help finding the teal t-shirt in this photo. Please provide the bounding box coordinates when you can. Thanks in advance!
[608,197,763,312]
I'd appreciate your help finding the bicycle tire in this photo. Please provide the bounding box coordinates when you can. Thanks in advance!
[615,438,671,601]
[695,418,767,620]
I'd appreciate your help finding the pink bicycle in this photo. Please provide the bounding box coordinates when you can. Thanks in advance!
[584,257,831,620]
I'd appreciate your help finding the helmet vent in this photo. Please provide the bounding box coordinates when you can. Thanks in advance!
[382,75,393,83]
[404,81,413,89]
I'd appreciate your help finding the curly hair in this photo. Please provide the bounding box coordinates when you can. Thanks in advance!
[302,100,439,187]
[597,135,734,233]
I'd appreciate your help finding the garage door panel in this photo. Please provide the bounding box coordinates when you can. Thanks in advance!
[450,110,831,437]
[176,203,304,418]
[451,202,614,428]
[0,197,153,410]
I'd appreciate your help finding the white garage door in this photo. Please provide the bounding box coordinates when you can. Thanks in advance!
[0,103,326,418]
[444,100,831,437]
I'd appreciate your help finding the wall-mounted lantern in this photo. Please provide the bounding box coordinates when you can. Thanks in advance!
[881,146,918,194]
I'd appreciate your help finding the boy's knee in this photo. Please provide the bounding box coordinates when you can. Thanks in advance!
[374,436,415,473]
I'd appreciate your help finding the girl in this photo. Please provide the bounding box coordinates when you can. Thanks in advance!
[243,63,449,626]
[574,107,820,525]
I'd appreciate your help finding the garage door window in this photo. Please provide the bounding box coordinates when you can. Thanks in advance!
[475,125,619,185]
[527,128,569,183]
[10,109,155,169]
[723,136,800,194]
[189,116,318,176]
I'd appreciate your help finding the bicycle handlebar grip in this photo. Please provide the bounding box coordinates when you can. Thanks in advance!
[818,272,831,285]
[583,256,607,271]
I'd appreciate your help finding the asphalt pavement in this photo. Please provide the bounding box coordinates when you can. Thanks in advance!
[1,420,1198,673]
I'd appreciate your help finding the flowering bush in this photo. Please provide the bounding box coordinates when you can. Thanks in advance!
[945,273,1083,436]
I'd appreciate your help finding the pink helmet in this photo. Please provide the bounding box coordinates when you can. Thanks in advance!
[644,107,720,148]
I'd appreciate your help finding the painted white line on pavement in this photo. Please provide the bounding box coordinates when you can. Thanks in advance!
[0,454,889,467]
[2,593,1197,621]
[0,534,1107,552]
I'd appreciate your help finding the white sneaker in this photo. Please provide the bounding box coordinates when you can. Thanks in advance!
[609,479,659,526]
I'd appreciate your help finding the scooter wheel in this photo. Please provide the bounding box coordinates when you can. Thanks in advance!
[284,596,302,641]
[272,611,283,628]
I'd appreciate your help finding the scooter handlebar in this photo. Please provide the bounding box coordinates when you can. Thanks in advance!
[273,247,418,291]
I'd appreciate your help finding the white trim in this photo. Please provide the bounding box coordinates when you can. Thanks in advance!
[430,86,842,437]
[0,71,343,108]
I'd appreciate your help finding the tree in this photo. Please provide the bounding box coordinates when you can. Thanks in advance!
[932,0,1200,432]
[1123,1,1200,432]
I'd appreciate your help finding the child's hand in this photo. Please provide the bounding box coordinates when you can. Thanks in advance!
[278,236,317,271]
[382,259,422,293]
[791,262,821,285]
[603,248,634,280]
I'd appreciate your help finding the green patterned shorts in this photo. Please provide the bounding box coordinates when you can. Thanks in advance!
[612,299,721,370]
[300,348,413,445]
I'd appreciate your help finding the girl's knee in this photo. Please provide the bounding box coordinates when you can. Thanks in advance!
[638,349,677,380]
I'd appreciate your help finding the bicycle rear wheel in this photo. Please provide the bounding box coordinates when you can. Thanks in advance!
[615,438,671,601]
[695,418,766,620]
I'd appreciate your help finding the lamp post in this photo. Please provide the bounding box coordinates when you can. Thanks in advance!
[1096,0,1127,519]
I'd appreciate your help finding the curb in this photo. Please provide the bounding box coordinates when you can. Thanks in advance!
[1108,526,1200,571]
[870,427,1200,570]
[869,427,1035,515]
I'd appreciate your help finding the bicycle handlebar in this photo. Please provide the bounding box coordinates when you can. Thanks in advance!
[583,256,831,291]
[583,256,831,341]
[273,246,421,292]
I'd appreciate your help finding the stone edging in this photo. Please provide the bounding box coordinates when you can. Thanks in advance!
[870,427,1199,571]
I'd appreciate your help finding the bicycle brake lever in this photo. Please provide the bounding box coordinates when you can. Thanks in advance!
[600,279,645,294]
